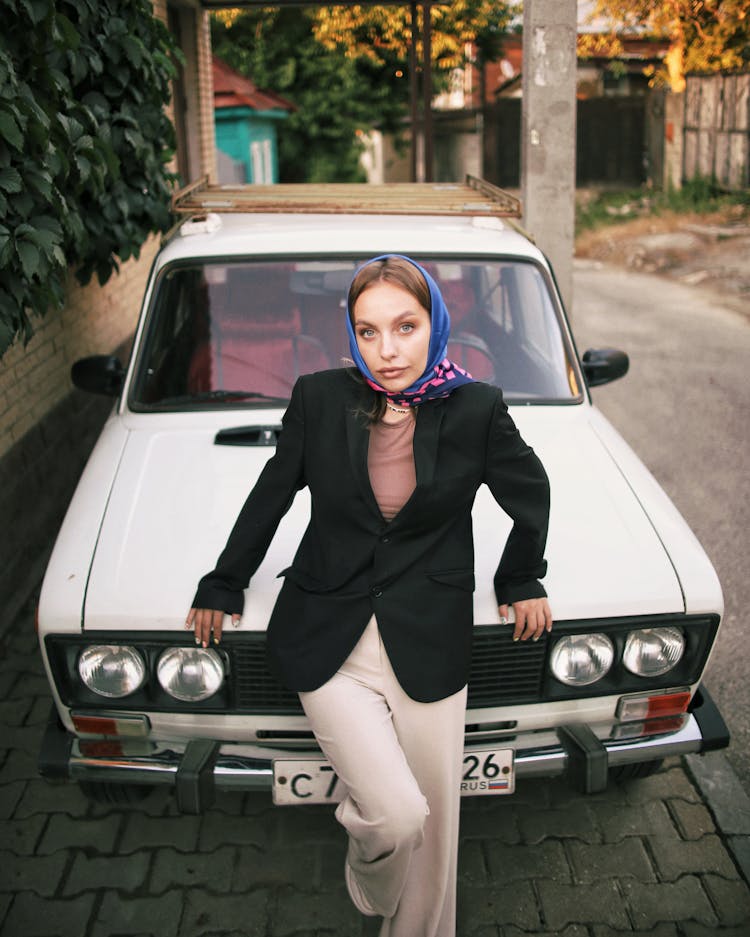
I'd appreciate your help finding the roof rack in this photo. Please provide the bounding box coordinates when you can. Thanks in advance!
[171,175,521,219]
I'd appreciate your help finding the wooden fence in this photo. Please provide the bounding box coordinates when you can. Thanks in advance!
[439,74,749,192]
[683,72,749,189]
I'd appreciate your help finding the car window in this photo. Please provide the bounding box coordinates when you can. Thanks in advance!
[130,257,581,409]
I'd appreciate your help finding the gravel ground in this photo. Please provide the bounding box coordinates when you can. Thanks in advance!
[575,205,750,321]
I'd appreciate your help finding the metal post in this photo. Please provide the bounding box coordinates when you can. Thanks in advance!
[423,1,433,182]
[409,1,420,182]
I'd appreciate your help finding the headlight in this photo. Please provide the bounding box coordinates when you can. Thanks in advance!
[550,634,615,686]
[623,627,685,677]
[78,645,146,698]
[157,647,224,702]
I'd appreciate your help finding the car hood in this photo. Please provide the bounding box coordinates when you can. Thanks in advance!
[83,410,684,632]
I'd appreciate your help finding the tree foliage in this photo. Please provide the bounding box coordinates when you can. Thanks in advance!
[212,7,409,183]
[579,1,750,90]
[0,0,178,357]
[212,3,513,184]
[311,1,514,71]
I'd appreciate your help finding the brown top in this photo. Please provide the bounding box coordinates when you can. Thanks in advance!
[367,415,417,521]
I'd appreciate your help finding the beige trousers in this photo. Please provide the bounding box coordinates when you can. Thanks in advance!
[299,615,467,937]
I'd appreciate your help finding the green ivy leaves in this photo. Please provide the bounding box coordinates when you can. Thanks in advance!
[0,0,179,357]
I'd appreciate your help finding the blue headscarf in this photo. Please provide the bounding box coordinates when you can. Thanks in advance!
[346,254,475,407]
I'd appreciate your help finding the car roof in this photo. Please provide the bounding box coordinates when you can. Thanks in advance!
[157,212,549,270]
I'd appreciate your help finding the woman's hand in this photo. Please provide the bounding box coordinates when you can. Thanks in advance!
[185,608,241,648]
[498,597,553,643]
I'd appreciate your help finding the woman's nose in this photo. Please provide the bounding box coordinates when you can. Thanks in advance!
[379,335,397,359]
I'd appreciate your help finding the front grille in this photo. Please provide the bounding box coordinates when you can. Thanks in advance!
[230,642,302,713]
[228,626,547,714]
[468,626,547,707]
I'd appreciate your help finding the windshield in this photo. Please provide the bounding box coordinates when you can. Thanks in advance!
[130,257,581,409]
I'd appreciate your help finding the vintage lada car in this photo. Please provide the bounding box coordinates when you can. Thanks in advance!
[37,178,728,812]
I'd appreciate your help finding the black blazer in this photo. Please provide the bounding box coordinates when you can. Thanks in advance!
[193,368,550,703]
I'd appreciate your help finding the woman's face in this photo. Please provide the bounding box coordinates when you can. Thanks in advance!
[352,281,431,393]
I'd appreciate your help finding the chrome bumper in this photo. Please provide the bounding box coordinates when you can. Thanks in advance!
[39,685,729,812]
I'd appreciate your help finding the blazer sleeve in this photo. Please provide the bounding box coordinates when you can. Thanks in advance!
[483,390,550,606]
[191,376,307,615]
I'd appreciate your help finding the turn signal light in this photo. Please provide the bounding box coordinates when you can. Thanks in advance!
[616,690,691,722]
[71,713,149,737]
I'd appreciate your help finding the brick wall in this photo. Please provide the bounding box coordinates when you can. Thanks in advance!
[0,238,159,460]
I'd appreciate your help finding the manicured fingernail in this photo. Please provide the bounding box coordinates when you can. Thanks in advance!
[213,636,219,644]
[232,619,240,628]
[513,636,519,642]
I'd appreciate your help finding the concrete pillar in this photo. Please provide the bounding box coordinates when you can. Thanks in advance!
[521,0,577,315]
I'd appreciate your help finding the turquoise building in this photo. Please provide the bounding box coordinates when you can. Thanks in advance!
[213,57,295,184]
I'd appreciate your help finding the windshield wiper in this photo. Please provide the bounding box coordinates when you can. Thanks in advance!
[153,390,289,406]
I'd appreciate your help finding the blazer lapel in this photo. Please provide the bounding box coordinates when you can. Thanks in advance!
[412,398,446,488]
[345,402,381,519]
[386,399,446,528]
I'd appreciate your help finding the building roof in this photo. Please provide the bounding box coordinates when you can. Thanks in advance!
[486,32,669,101]
[212,57,295,113]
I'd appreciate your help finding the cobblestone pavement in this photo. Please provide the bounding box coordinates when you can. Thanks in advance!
[2,602,749,937]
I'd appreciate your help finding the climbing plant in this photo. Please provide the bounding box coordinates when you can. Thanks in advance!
[0,0,179,356]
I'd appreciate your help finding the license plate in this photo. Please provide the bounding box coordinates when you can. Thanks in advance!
[272,748,514,805]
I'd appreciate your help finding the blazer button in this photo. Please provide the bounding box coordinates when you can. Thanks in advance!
[371,587,383,598]
[380,535,390,544]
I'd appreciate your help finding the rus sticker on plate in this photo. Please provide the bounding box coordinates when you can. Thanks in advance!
[273,748,515,805]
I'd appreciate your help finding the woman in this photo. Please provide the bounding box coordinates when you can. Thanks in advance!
[187,255,552,937]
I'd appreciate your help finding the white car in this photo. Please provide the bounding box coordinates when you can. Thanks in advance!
[37,179,728,811]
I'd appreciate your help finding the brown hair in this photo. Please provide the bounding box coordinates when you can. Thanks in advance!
[348,256,431,324]
[347,257,431,423]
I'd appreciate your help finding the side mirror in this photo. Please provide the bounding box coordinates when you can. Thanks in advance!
[71,355,125,396]
[581,348,629,387]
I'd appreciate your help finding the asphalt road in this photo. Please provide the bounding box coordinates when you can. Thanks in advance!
[572,259,750,795]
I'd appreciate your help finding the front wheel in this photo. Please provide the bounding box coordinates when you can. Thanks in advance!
[78,781,154,804]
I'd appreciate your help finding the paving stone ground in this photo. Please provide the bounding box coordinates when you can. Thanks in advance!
[2,602,749,937]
